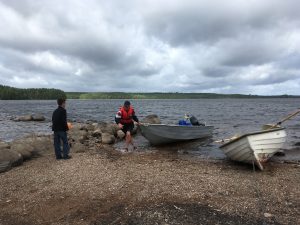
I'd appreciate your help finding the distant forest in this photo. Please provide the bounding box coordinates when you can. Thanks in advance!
[66,92,299,99]
[0,85,66,100]
[0,85,298,100]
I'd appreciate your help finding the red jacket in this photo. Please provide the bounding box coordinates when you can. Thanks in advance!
[115,106,139,124]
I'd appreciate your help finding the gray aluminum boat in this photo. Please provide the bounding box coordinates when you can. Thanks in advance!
[139,123,214,145]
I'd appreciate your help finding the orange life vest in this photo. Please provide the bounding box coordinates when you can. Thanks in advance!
[120,106,134,124]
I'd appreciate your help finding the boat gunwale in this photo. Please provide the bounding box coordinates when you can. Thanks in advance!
[140,123,214,129]
[220,127,286,148]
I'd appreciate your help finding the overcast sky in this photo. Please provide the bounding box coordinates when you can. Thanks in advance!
[0,0,299,94]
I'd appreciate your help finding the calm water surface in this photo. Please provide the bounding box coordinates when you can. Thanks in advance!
[0,99,299,158]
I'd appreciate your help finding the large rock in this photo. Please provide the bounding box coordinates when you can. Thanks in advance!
[101,133,115,144]
[17,115,33,121]
[10,135,53,157]
[32,114,46,121]
[99,122,120,136]
[69,123,83,131]
[0,161,11,173]
[92,123,99,129]
[294,142,300,146]
[71,143,88,153]
[69,129,88,144]
[1,135,53,172]
[0,149,23,168]
[111,124,121,136]
[10,143,33,160]
[141,115,161,124]
[27,135,53,154]
[117,130,125,139]
[79,123,94,132]
[0,141,10,149]
[92,129,102,138]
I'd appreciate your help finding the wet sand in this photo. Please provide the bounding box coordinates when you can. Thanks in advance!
[0,145,299,225]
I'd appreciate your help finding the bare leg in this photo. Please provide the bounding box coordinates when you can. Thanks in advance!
[125,131,137,150]
[125,131,131,151]
[127,132,137,150]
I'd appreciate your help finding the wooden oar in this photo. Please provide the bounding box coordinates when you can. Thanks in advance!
[262,109,300,130]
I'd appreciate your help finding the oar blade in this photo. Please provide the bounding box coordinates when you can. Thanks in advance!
[262,124,281,130]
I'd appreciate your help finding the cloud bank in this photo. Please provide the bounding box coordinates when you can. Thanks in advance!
[0,0,299,94]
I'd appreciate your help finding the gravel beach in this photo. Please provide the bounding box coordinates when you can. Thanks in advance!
[0,145,299,225]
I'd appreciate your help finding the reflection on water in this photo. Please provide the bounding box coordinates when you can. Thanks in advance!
[114,132,221,153]
[113,133,226,160]
[1,99,300,159]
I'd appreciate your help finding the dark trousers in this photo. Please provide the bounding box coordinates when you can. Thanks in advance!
[53,131,69,159]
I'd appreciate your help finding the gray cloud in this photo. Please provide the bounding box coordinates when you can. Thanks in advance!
[142,0,300,46]
[0,0,299,94]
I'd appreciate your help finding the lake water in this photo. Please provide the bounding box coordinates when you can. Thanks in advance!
[1,99,300,159]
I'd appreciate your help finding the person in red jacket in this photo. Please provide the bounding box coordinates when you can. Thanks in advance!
[115,100,139,151]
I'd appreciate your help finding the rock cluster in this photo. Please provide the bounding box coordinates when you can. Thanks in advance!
[1,114,160,173]
[0,120,140,173]
[13,114,46,122]
[0,135,53,173]
[67,121,135,153]
[67,114,161,153]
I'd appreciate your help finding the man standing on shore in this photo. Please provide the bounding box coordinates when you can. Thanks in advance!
[52,98,71,160]
[115,100,139,151]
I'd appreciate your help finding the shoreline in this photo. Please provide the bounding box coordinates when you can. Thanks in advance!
[1,121,300,224]
[0,147,299,225]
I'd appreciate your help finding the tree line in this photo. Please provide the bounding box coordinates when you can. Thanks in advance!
[66,92,299,99]
[1,85,296,100]
[0,85,66,100]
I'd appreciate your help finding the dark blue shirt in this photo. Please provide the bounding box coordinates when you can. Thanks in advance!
[52,106,68,132]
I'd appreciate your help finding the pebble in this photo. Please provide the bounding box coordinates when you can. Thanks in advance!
[264,213,273,218]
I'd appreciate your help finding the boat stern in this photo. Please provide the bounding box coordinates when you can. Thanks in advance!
[249,128,287,170]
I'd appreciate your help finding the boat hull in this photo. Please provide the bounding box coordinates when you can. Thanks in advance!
[140,124,214,145]
[220,128,287,170]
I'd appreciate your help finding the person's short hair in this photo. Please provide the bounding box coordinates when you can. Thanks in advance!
[57,98,66,106]
[124,100,131,106]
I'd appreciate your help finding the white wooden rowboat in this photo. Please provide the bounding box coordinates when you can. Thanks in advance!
[139,123,213,145]
[219,127,287,170]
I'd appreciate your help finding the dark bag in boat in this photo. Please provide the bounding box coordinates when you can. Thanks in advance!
[178,120,191,126]
[190,116,205,126]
